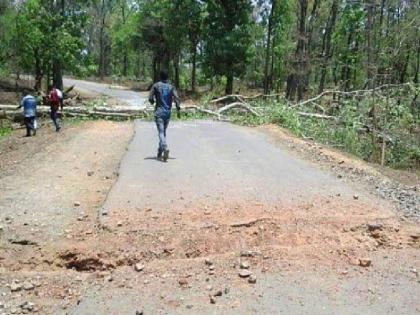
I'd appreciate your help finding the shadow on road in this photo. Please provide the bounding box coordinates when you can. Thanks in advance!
[144,156,177,162]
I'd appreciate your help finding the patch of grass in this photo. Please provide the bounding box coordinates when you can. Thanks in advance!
[0,127,12,138]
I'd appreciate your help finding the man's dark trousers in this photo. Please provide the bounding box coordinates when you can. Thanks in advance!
[155,113,170,155]
[24,116,35,136]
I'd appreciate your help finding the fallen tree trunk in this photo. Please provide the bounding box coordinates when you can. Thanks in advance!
[297,112,339,120]
[296,83,414,107]
[217,102,260,116]
[210,93,284,104]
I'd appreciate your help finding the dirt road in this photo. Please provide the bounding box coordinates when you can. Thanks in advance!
[0,120,419,314]
[63,78,149,108]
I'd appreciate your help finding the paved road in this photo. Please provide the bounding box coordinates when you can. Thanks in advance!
[63,78,148,109]
[65,121,418,315]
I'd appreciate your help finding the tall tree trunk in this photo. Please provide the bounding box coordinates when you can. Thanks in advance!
[366,0,375,89]
[263,0,276,94]
[286,0,308,101]
[51,0,64,90]
[191,45,197,92]
[225,72,233,95]
[318,0,338,93]
[414,37,420,84]
[296,0,308,101]
[98,0,106,79]
[123,53,128,77]
[173,54,180,88]
[34,48,43,91]
[121,2,128,76]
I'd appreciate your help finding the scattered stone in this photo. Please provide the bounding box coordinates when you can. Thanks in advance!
[367,223,383,231]
[248,275,257,284]
[105,275,113,282]
[178,278,188,287]
[117,221,123,227]
[353,195,359,200]
[186,304,193,309]
[204,258,213,266]
[74,202,81,207]
[240,250,258,257]
[135,310,143,315]
[208,265,215,271]
[10,307,18,314]
[240,261,250,269]
[209,295,216,304]
[10,282,22,292]
[87,171,94,176]
[134,263,144,272]
[214,290,223,297]
[410,234,419,240]
[359,258,372,267]
[238,270,252,278]
[23,281,34,291]
[224,287,230,294]
[101,210,108,216]
[20,301,35,311]
[0,302,4,308]
[370,230,381,239]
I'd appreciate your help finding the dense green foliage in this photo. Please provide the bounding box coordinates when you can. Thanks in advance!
[1,0,419,94]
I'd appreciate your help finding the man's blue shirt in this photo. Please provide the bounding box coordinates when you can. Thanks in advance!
[20,95,37,117]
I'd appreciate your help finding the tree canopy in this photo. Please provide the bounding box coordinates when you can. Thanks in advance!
[0,0,418,97]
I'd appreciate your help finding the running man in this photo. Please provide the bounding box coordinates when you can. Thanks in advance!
[148,71,181,162]
[17,92,37,137]
[48,85,63,132]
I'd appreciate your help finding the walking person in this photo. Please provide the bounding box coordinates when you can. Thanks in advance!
[148,71,181,162]
[17,92,37,137]
[48,85,63,132]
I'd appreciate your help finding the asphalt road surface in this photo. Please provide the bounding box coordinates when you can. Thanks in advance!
[63,78,148,108]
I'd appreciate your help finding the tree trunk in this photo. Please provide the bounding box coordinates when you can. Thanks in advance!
[191,45,197,92]
[286,0,308,101]
[366,0,375,89]
[53,61,63,90]
[123,53,128,77]
[318,0,338,93]
[98,0,106,79]
[174,54,180,88]
[263,0,276,94]
[34,48,43,91]
[225,73,233,95]
[121,2,128,76]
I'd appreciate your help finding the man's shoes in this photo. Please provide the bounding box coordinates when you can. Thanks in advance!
[162,149,169,162]
[33,129,36,136]
[157,150,163,160]
[56,127,61,132]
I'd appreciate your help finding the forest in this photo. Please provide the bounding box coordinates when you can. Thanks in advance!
[0,0,419,167]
